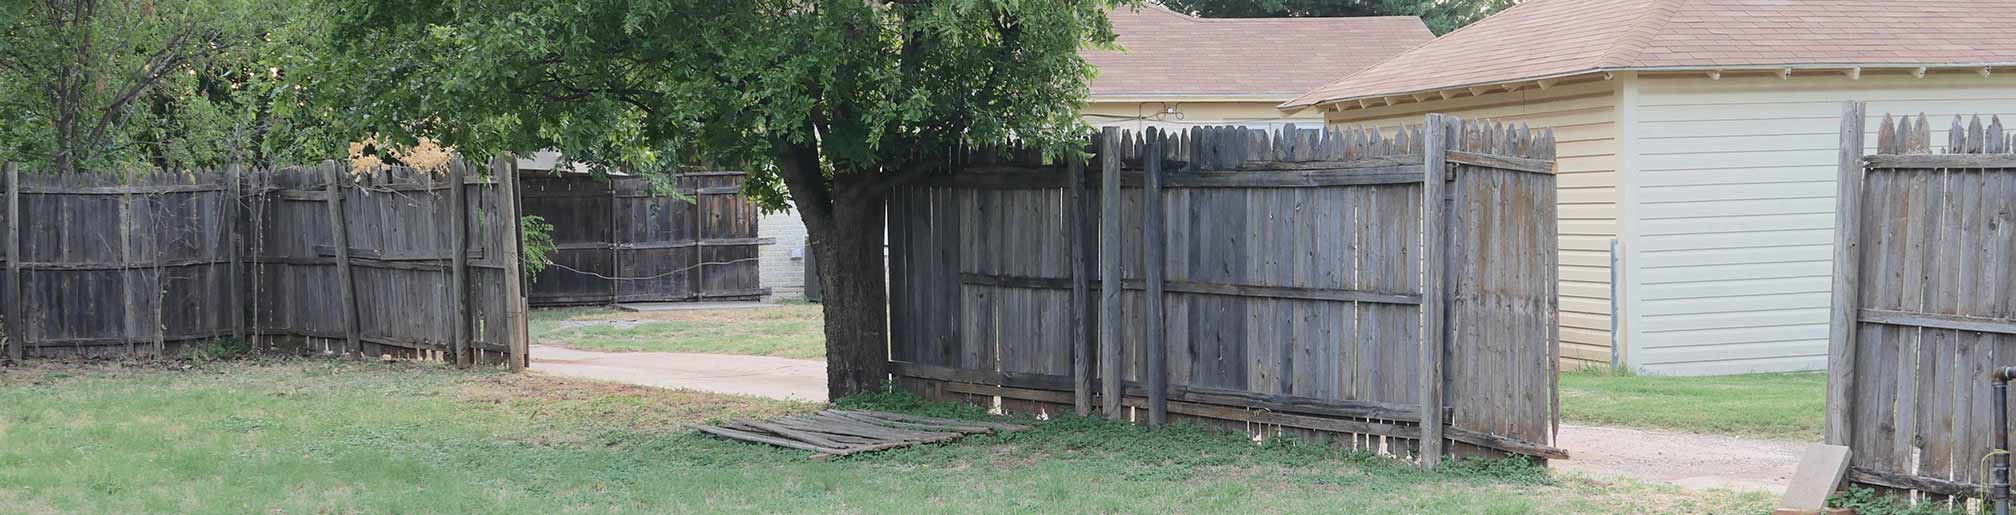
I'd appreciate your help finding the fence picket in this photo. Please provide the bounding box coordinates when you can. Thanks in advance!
[888,117,1561,464]
[1832,109,2016,499]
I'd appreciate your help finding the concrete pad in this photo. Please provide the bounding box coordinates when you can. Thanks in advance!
[530,345,828,402]
[613,301,779,312]
[1779,444,1851,510]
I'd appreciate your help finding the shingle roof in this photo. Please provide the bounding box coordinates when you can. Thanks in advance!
[1085,5,1433,100]
[1286,0,2016,108]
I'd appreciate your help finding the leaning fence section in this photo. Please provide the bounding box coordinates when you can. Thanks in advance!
[886,115,1563,464]
[519,170,769,306]
[0,160,528,367]
[1828,103,2016,500]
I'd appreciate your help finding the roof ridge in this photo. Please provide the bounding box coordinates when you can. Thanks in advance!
[1128,3,1207,23]
[1595,0,1688,68]
[1281,0,1550,108]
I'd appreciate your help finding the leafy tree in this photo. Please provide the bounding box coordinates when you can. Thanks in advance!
[326,0,1123,398]
[0,0,340,174]
[1158,0,1516,34]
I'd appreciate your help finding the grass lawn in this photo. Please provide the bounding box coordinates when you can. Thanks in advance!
[0,360,1772,514]
[531,302,825,359]
[1558,368,1826,441]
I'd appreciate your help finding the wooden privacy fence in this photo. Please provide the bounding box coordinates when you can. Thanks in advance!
[1828,102,2016,499]
[0,160,529,366]
[519,170,770,306]
[887,115,1565,464]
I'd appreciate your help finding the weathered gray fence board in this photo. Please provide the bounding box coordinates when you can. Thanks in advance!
[0,161,526,364]
[1829,105,2016,499]
[888,117,1561,464]
[519,171,768,306]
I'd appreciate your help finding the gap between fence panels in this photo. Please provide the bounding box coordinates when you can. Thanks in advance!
[0,159,530,367]
[884,116,1560,466]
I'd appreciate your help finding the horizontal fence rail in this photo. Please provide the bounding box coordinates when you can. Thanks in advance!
[886,116,1563,465]
[1828,102,2016,500]
[519,171,770,306]
[0,160,529,367]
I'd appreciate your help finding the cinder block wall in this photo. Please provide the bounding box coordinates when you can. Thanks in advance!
[758,208,809,300]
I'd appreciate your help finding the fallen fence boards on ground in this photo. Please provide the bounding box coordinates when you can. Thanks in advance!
[0,160,529,366]
[1828,103,2016,500]
[886,116,1563,465]
[697,409,1033,457]
[519,171,770,306]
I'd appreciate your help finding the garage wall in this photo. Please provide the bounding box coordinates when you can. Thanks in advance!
[1326,78,1622,367]
[1622,70,2016,375]
[759,207,809,300]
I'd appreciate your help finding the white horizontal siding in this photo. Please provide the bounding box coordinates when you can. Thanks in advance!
[1623,70,2016,375]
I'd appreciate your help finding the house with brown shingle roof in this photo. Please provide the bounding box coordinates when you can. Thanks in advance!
[1082,5,1432,131]
[1287,0,2016,375]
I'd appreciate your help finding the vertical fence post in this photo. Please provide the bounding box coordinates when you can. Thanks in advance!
[449,160,472,366]
[494,157,529,370]
[322,161,362,357]
[4,162,20,361]
[1070,150,1093,416]
[1143,128,1168,426]
[1419,114,1451,468]
[692,174,707,300]
[609,181,621,305]
[225,165,245,341]
[1825,100,1867,446]
[151,185,167,356]
[1099,127,1125,420]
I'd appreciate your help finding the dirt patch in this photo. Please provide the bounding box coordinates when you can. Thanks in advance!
[1553,424,1803,494]
[457,372,818,432]
[530,345,829,402]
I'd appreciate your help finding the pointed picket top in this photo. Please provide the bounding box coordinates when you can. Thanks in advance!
[1989,116,2006,153]
[1912,114,1931,154]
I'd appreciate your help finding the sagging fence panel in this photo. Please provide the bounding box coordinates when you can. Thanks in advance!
[0,160,528,366]
[519,170,770,306]
[1828,103,2016,499]
[887,115,1564,464]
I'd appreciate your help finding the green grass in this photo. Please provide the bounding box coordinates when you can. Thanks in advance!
[0,360,1772,514]
[1559,367,1826,441]
[531,303,826,359]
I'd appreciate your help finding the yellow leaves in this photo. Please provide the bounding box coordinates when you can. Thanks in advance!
[348,137,455,174]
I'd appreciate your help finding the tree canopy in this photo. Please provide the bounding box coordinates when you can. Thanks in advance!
[0,0,343,174]
[1158,0,1515,34]
[326,0,1125,396]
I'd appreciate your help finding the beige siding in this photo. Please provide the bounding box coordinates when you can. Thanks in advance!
[1325,79,1622,366]
[1623,70,2016,375]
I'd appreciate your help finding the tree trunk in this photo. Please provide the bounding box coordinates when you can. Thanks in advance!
[774,140,890,400]
[806,184,888,399]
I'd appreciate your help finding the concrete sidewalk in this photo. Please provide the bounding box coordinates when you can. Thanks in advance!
[530,345,829,402]
[530,344,1801,494]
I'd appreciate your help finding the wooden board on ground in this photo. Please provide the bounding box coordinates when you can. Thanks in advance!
[694,409,1033,458]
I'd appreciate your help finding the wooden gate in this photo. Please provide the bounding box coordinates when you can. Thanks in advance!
[1827,102,2016,499]
[519,170,770,306]
[887,115,1564,464]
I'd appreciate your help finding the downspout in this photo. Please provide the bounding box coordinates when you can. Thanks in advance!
[1609,238,1621,371]
[1995,366,2016,515]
